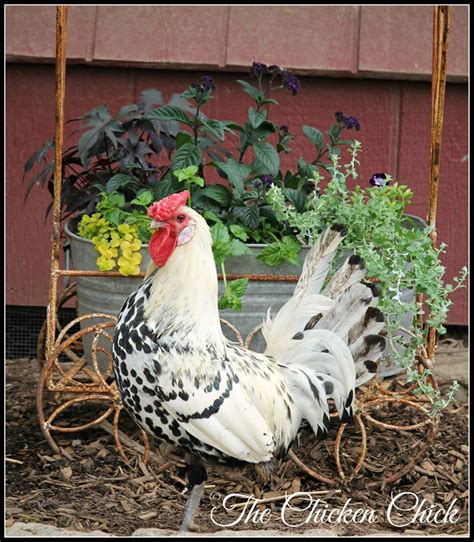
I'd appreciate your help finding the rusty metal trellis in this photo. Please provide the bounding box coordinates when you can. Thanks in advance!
[37,5,450,487]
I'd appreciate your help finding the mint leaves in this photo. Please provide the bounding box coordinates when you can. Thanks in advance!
[257,236,301,267]
[210,221,251,311]
[218,278,249,311]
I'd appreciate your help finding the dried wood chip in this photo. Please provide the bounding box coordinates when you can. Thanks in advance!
[56,507,76,515]
[410,475,428,492]
[448,449,465,460]
[138,511,158,520]
[60,466,73,482]
[263,490,283,500]
[290,477,301,494]
[139,461,150,477]
[87,439,105,450]
[364,462,386,474]
[19,491,41,504]
[131,475,154,485]
[38,454,57,463]
[5,457,23,465]
[96,448,109,459]
[169,474,186,487]
[120,499,133,513]
[60,447,75,461]
[444,491,454,502]
[7,507,23,515]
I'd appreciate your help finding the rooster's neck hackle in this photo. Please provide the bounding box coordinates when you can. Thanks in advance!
[144,207,224,347]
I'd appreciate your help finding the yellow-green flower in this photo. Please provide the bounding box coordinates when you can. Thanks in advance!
[120,238,141,252]
[118,253,142,267]
[96,256,116,271]
[118,260,141,276]
[110,231,121,248]
[118,223,135,235]
[96,241,118,259]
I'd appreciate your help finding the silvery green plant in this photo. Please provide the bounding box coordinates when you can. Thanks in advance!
[267,143,467,413]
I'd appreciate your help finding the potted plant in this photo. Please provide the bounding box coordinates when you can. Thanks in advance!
[24,63,360,339]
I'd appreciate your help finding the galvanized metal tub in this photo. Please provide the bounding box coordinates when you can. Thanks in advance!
[65,214,425,367]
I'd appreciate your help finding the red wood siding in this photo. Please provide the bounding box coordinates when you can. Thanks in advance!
[6,6,468,81]
[6,64,468,323]
[358,6,469,80]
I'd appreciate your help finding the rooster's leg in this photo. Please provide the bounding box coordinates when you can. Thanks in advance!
[180,454,207,532]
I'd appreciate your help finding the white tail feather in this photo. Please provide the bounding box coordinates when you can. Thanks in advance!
[262,295,333,358]
[261,224,385,434]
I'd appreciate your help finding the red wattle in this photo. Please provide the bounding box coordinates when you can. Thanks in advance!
[149,227,177,268]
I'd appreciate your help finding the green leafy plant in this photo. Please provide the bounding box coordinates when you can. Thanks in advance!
[268,145,468,413]
[24,62,359,238]
[24,62,362,308]
[24,91,185,219]
[209,220,251,310]
[75,169,253,307]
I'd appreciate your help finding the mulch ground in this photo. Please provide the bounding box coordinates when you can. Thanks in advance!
[6,350,468,536]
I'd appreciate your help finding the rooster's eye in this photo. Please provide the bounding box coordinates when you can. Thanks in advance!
[176,214,186,222]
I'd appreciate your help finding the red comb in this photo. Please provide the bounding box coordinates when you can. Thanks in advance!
[147,191,190,221]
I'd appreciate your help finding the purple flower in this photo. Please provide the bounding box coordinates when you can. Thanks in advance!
[282,70,300,96]
[345,116,361,131]
[335,111,361,131]
[250,62,268,77]
[369,173,389,187]
[303,181,318,195]
[279,125,289,134]
[260,174,274,189]
[191,76,215,93]
[201,75,215,92]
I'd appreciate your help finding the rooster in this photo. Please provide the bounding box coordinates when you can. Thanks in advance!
[112,190,386,530]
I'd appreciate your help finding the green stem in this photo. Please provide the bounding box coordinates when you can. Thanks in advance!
[221,262,227,288]
[193,102,201,146]
[103,135,114,175]
[267,231,281,243]
[186,180,192,207]
[238,102,265,164]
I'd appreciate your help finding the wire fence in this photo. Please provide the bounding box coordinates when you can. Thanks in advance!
[6,305,78,359]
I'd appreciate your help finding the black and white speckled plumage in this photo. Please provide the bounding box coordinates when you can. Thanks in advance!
[112,205,386,470]
[113,270,298,464]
